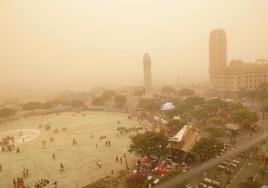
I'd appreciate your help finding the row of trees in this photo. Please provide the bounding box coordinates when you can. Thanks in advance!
[166,96,258,130]
[161,87,195,97]
[91,90,117,106]
[91,90,127,108]
[239,82,268,118]
[0,108,17,118]
[128,130,225,163]
[22,99,86,112]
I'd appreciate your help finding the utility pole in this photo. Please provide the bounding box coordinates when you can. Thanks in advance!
[123,153,129,170]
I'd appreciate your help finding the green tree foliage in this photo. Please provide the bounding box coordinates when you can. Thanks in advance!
[208,115,225,126]
[51,97,69,106]
[183,96,205,109]
[91,96,105,106]
[133,89,144,96]
[204,125,227,138]
[166,119,185,134]
[179,88,195,97]
[255,82,268,118]
[0,108,17,118]
[101,90,116,101]
[22,101,43,111]
[231,107,258,129]
[138,98,160,114]
[129,131,169,158]
[114,95,127,108]
[192,136,224,161]
[41,102,54,109]
[190,106,209,123]
[161,86,177,95]
[203,98,229,114]
[70,100,85,109]
[172,96,205,116]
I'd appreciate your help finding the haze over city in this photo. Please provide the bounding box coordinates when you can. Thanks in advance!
[1,0,268,88]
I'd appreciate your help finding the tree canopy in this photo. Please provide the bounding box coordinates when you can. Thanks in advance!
[166,119,185,134]
[101,90,116,101]
[161,86,177,95]
[192,136,224,161]
[22,101,43,111]
[91,96,105,106]
[70,100,85,109]
[179,88,195,97]
[114,95,127,108]
[255,82,268,117]
[138,98,160,113]
[129,131,169,158]
[204,125,227,138]
[230,107,258,129]
[0,108,17,118]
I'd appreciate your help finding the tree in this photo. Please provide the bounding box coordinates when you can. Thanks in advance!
[192,136,224,161]
[190,106,209,123]
[51,97,69,106]
[114,95,126,108]
[179,88,195,97]
[91,97,105,106]
[183,96,205,108]
[161,86,177,95]
[0,108,17,118]
[22,101,43,111]
[41,102,54,109]
[101,90,116,101]
[255,82,268,118]
[204,125,227,138]
[231,107,258,129]
[208,115,225,126]
[70,100,85,109]
[138,98,160,114]
[166,119,185,134]
[129,131,169,158]
[133,88,144,96]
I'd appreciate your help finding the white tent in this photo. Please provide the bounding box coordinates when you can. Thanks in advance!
[160,102,175,111]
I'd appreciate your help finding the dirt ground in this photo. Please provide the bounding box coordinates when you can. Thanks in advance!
[0,111,140,188]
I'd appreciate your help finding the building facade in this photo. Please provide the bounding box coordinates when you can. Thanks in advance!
[209,29,268,91]
[143,53,153,95]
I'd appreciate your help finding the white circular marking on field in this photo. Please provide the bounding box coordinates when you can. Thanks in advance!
[0,129,40,144]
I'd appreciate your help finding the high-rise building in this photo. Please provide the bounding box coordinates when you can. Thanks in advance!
[143,53,153,95]
[209,29,227,73]
[209,29,268,91]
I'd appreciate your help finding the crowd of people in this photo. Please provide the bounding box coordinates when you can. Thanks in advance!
[34,178,50,188]
[116,125,143,137]
[0,136,15,152]
[13,177,26,188]
[0,112,151,188]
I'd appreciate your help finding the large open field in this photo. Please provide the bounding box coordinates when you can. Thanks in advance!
[0,111,140,188]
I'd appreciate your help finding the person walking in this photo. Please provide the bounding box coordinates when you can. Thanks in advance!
[13,179,16,188]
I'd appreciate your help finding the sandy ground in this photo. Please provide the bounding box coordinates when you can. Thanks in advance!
[0,111,140,188]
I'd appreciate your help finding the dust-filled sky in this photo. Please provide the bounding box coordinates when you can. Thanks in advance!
[0,0,268,88]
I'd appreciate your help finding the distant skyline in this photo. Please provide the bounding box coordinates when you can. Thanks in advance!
[0,0,268,87]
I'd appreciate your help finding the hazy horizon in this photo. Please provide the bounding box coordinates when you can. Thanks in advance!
[1,0,268,88]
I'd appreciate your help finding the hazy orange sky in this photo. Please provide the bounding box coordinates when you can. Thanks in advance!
[1,0,268,87]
